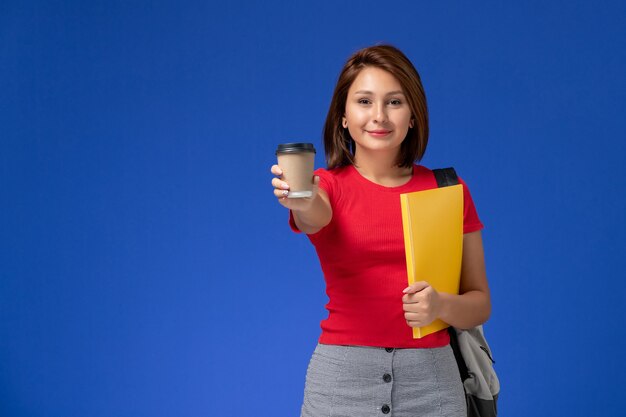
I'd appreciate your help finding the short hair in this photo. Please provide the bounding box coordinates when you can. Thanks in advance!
[323,45,429,169]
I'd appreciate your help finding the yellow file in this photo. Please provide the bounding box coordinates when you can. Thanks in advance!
[400,184,464,338]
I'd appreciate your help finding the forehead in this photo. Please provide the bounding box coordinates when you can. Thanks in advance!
[349,67,403,94]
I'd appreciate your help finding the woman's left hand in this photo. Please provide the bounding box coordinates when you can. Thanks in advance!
[402,281,442,328]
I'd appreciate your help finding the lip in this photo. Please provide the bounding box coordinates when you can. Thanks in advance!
[367,130,392,137]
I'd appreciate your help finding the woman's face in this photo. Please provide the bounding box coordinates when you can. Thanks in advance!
[343,66,413,158]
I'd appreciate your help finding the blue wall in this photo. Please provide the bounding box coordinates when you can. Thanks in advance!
[2,1,625,416]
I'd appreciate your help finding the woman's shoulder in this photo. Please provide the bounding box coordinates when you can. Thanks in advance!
[414,164,433,175]
[413,164,438,183]
[314,165,350,177]
[314,165,352,186]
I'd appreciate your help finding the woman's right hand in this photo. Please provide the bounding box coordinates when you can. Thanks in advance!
[270,164,320,212]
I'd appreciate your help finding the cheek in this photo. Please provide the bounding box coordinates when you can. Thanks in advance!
[396,111,413,127]
[346,110,368,128]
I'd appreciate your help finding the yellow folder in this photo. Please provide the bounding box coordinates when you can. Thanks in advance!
[400,184,464,338]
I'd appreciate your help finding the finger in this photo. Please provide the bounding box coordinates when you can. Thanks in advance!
[402,290,428,304]
[307,176,319,196]
[271,165,283,176]
[402,302,423,312]
[402,281,430,294]
[271,177,290,191]
[404,312,422,321]
[274,189,290,198]
[406,319,424,328]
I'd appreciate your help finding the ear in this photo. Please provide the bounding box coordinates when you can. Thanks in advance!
[409,118,414,128]
[342,116,348,129]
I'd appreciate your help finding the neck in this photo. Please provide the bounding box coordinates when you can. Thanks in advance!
[353,149,413,186]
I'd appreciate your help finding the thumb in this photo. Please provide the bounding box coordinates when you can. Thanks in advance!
[310,175,320,196]
[403,281,430,294]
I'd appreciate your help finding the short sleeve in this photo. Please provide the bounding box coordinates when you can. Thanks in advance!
[458,177,484,234]
[288,168,336,233]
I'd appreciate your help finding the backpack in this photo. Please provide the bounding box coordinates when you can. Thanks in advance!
[433,167,500,417]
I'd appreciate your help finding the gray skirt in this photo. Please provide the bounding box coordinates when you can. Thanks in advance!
[301,343,466,417]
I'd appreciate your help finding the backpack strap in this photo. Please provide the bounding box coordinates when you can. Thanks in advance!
[436,167,500,414]
[448,327,471,382]
[434,166,471,382]
[433,167,459,187]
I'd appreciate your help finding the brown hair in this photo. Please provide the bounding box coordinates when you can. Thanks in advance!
[323,45,429,169]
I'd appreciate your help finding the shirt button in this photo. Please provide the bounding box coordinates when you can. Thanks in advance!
[383,373,392,383]
[385,348,394,353]
[381,404,391,414]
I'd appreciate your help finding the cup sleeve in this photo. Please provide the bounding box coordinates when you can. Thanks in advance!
[459,177,484,234]
[288,168,335,233]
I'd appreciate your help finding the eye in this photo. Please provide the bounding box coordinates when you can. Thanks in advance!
[358,98,371,105]
[389,99,402,105]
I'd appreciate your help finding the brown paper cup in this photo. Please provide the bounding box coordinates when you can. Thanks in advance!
[276,143,316,198]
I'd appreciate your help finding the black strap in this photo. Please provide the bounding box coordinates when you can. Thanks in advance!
[448,327,470,382]
[433,167,459,187]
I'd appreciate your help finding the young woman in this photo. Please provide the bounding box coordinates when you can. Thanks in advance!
[271,45,490,417]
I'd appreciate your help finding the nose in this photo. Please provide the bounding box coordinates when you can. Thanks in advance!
[373,102,388,124]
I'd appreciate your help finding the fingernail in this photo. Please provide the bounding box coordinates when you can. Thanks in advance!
[281,183,289,190]
[402,287,410,293]
[282,190,289,196]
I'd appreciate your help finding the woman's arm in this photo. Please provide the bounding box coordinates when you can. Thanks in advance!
[271,164,333,234]
[402,231,491,330]
[437,230,491,329]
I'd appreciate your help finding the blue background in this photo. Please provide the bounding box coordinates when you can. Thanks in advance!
[2,1,625,416]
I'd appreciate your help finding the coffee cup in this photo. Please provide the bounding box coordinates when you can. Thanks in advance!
[276,143,316,198]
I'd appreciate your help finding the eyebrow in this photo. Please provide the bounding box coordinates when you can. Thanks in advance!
[353,90,406,96]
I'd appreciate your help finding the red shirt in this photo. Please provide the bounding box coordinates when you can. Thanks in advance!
[290,164,484,348]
